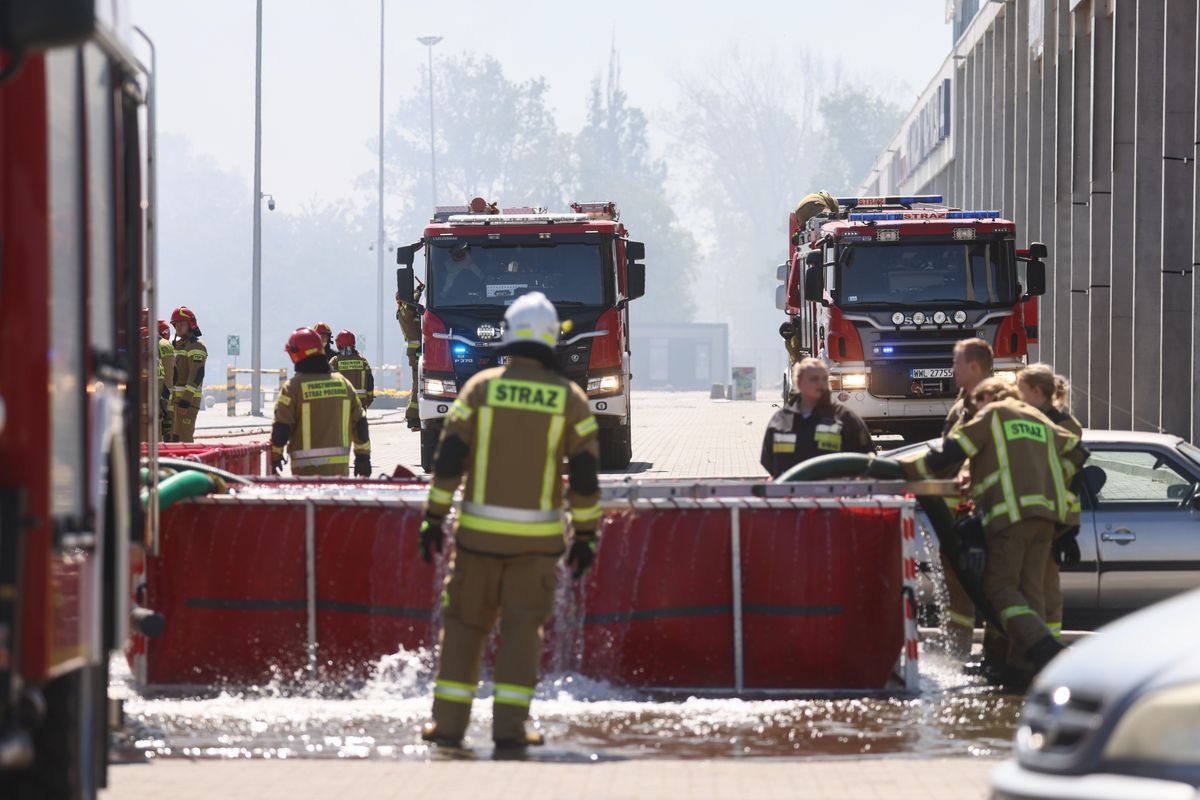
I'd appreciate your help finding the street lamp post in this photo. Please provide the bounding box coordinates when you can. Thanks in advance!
[376,1,387,370]
[416,35,442,209]
[251,0,264,417]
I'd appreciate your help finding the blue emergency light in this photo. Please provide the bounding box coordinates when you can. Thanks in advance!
[882,346,895,354]
[947,210,1002,219]
[452,344,468,357]
[836,195,944,207]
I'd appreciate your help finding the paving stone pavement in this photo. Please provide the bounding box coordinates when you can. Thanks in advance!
[194,390,782,479]
[103,756,998,799]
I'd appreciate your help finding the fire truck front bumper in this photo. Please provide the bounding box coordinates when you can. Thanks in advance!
[834,391,955,426]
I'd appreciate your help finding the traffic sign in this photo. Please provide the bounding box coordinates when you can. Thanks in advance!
[227,335,241,356]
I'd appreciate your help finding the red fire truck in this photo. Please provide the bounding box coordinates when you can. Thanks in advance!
[776,195,1047,441]
[397,200,646,471]
[0,3,155,796]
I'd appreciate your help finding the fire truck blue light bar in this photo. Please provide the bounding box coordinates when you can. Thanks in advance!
[837,195,944,207]
[947,211,1002,219]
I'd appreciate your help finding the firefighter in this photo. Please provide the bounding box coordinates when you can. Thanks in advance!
[902,378,1085,680]
[1018,364,1085,641]
[330,330,375,409]
[441,241,486,303]
[169,306,207,443]
[760,357,872,478]
[937,337,994,656]
[396,286,424,431]
[271,327,371,477]
[419,292,600,750]
[314,321,337,361]
[157,320,176,440]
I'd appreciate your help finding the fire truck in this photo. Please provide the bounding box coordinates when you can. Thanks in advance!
[0,3,155,796]
[776,195,1047,441]
[397,199,645,471]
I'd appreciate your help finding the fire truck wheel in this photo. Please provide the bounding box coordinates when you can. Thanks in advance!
[420,420,444,473]
[598,421,632,471]
[11,666,100,800]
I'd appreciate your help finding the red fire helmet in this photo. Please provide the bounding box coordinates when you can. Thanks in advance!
[285,328,325,364]
[157,320,170,338]
[335,330,356,350]
[171,306,197,326]
[313,321,332,338]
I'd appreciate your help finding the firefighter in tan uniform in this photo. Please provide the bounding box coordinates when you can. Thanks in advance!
[1018,364,1085,641]
[271,328,372,477]
[314,321,337,361]
[169,306,207,443]
[419,292,601,750]
[329,330,375,409]
[903,378,1086,679]
[158,320,176,440]
[396,286,424,431]
[935,338,994,656]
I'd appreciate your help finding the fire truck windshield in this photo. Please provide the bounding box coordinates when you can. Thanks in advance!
[428,239,608,309]
[835,240,1017,308]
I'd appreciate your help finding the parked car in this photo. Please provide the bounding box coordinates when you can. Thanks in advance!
[989,587,1200,799]
[884,430,1200,629]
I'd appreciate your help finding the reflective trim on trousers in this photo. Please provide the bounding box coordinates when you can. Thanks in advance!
[572,503,602,523]
[292,445,350,460]
[460,502,561,523]
[457,514,564,537]
[433,679,477,704]
[1000,604,1036,628]
[1047,622,1062,638]
[292,454,350,467]
[428,486,454,506]
[947,610,975,629]
[493,683,535,708]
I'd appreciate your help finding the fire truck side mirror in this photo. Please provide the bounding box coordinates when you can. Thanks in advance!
[1025,260,1046,297]
[395,243,420,268]
[804,265,825,304]
[396,267,416,305]
[626,241,646,262]
[1028,242,1048,260]
[778,321,795,340]
[775,284,787,311]
[627,262,646,300]
[0,0,95,50]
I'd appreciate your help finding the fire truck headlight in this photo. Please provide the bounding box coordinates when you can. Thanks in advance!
[994,370,1019,384]
[953,310,968,324]
[912,311,926,325]
[587,375,621,395]
[425,378,458,397]
[933,311,947,325]
[891,312,905,326]
[841,373,868,390]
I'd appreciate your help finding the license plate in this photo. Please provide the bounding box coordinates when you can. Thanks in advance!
[910,368,953,379]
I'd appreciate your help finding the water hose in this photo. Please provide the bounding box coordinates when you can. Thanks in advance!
[141,470,225,511]
[147,457,253,486]
[777,452,1003,631]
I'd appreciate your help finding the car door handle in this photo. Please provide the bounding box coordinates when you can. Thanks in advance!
[1101,529,1136,545]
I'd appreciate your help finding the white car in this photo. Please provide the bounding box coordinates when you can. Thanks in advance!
[989,587,1200,799]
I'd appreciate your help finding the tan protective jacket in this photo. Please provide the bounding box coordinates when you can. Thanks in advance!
[171,335,207,408]
[273,370,369,475]
[330,351,375,409]
[424,357,601,556]
[911,398,1085,535]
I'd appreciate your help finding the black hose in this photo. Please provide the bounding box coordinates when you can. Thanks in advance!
[777,452,1003,631]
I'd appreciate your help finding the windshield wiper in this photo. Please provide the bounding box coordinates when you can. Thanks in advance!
[919,299,998,307]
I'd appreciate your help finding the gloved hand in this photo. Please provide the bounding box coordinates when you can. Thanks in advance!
[1052,533,1081,566]
[354,452,372,477]
[954,515,987,579]
[271,456,285,476]
[419,519,444,564]
[566,539,596,580]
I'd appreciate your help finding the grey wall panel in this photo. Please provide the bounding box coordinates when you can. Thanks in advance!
[1069,3,1093,424]
[1054,0,1073,373]
[1109,0,1136,429]
[1088,0,1114,428]
[1041,0,1060,363]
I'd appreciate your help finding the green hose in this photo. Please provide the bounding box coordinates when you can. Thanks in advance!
[777,452,1002,630]
[141,470,222,511]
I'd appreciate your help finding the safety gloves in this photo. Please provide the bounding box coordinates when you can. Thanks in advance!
[566,538,596,580]
[954,515,987,578]
[1052,531,1082,566]
[354,452,372,478]
[419,519,445,564]
[271,454,286,475]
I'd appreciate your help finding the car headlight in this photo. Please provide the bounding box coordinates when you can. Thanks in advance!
[994,369,1019,384]
[840,373,868,390]
[1104,682,1200,766]
[587,375,621,394]
[424,377,457,397]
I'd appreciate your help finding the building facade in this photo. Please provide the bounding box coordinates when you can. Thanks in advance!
[631,323,730,391]
[860,0,1199,440]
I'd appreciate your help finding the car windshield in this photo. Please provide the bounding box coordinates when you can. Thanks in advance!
[836,241,1017,307]
[428,240,607,309]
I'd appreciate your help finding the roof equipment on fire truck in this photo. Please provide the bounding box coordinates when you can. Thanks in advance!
[571,201,620,220]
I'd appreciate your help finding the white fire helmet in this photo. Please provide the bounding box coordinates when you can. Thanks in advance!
[502,291,559,350]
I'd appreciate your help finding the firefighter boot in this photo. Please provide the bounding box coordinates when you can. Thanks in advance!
[491,555,557,747]
[406,353,421,431]
[1025,635,1066,673]
[429,551,500,743]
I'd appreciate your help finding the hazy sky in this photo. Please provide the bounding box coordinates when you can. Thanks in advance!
[131,1,951,209]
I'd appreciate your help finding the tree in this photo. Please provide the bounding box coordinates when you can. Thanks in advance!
[808,88,907,192]
[574,49,698,322]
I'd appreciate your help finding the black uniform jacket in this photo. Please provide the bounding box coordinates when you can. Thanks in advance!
[760,396,873,479]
